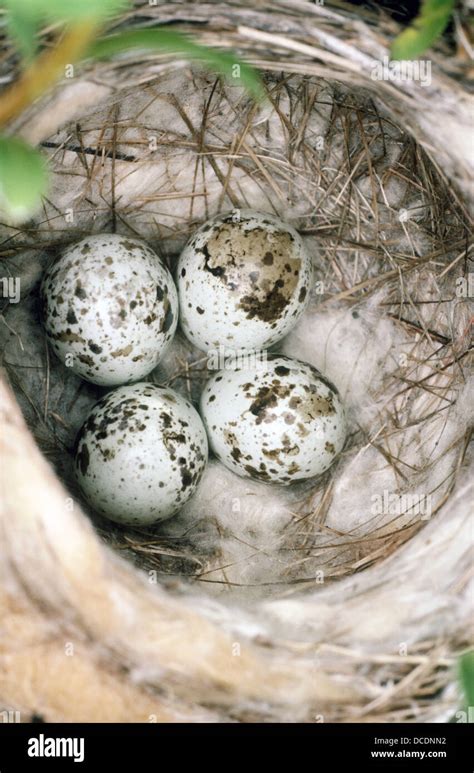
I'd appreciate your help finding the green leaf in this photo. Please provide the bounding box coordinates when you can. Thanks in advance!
[1,0,130,24]
[1,0,129,63]
[459,651,474,708]
[391,0,455,60]
[6,9,38,62]
[0,136,47,224]
[88,28,265,102]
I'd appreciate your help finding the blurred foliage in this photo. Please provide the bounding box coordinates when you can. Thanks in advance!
[89,28,265,101]
[459,650,474,710]
[0,0,263,223]
[2,0,128,60]
[391,0,455,59]
[0,136,47,223]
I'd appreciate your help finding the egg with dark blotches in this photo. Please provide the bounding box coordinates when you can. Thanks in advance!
[41,234,178,386]
[200,355,346,484]
[176,210,312,352]
[74,382,208,525]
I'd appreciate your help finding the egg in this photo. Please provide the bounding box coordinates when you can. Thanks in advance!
[74,382,208,525]
[200,355,346,484]
[176,210,312,352]
[41,233,178,386]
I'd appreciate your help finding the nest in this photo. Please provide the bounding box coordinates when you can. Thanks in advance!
[1,1,472,723]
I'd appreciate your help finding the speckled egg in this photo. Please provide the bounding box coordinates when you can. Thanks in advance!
[200,355,346,484]
[41,234,178,386]
[176,210,312,352]
[74,382,208,525]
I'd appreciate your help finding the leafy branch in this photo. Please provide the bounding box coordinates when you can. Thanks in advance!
[0,0,264,224]
[0,20,103,127]
[89,29,264,102]
[391,0,456,60]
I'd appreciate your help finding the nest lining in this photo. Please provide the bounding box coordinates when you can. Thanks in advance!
[2,68,470,593]
[0,0,472,724]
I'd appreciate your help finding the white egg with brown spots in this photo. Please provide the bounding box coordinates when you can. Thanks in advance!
[200,355,346,484]
[177,210,312,352]
[41,233,178,386]
[75,382,208,525]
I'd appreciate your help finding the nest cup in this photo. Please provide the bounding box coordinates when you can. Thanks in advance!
[0,2,472,723]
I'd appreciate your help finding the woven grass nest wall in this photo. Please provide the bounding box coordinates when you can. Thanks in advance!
[1,1,473,724]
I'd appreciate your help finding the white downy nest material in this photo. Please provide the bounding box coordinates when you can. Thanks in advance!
[0,2,473,723]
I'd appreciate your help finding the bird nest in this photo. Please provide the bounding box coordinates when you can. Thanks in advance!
[0,1,472,723]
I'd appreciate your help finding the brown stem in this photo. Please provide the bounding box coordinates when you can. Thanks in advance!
[0,21,101,129]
